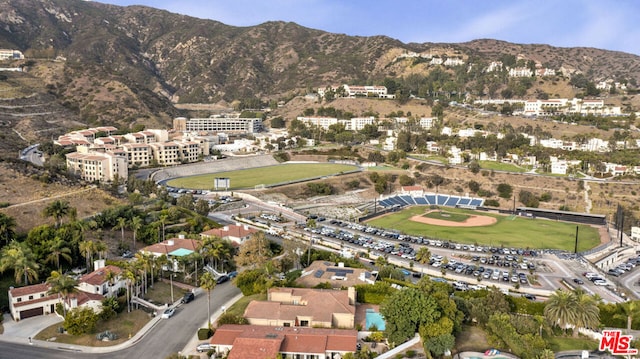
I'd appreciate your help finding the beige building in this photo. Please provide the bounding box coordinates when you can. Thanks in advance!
[200,224,258,245]
[65,150,128,182]
[121,143,152,168]
[244,287,356,329]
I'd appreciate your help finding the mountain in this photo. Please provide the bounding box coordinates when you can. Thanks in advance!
[1,0,640,134]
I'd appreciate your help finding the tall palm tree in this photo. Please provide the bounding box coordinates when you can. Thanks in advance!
[0,213,16,245]
[200,271,217,328]
[130,216,143,251]
[45,237,73,272]
[115,217,127,243]
[79,240,96,273]
[46,270,78,317]
[573,289,600,336]
[614,300,640,334]
[134,252,150,295]
[122,266,136,313]
[42,200,72,228]
[0,241,40,285]
[94,240,108,260]
[158,214,169,243]
[104,268,117,298]
[544,289,578,335]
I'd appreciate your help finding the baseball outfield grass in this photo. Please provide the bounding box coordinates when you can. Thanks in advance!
[366,206,601,251]
[166,163,359,190]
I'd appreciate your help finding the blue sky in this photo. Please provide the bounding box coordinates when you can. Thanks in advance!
[97,0,640,55]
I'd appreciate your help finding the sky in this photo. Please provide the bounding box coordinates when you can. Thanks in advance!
[96,0,640,55]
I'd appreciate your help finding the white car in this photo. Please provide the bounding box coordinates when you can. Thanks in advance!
[161,307,176,319]
[593,279,608,286]
[197,343,216,352]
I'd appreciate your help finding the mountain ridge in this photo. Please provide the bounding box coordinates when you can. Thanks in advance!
[0,0,639,131]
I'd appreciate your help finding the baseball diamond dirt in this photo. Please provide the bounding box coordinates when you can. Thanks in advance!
[410,210,498,227]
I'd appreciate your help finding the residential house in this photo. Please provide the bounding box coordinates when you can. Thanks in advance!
[295,261,375,289]
[209,324,357,359]
[243,287,356,329]
[8,283,58,321]
[200,224,258,245]
[140,236,201,272]
[77,260,124,298]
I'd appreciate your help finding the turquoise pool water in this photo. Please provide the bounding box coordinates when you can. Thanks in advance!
[365,309,386,331]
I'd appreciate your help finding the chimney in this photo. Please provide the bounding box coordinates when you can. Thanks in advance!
[338,262,344,268]
[178,234,185,239]
[70,296,78,308]
[223,226,229,231]
[167,239,174,246]
[94,259,106,271]
[348,287,356,305]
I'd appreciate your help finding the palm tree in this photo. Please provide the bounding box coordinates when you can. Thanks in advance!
[122,266,136,313]
[200,271,217,328]
[0,241,40,285]
[573,289,600,336]
[544,289,578,335]
[94,240,108,260]
[79,240,96,273]
[415,247,431,276]
[158,214,169,243]
[130,216,143,251]
[134,252,150,295]
[614,300,640,334]
[45,237,73,272]
[114,217,127,243]
[43,200,72,228]
[104,269,117,298]
[0,213,16,245]
[46,270,78,317]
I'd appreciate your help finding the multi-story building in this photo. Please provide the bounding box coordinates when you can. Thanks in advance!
[0,49,25,60]
[121,143,152,168]
[345,116,375,131]
[317,85,393,99]
[296,116,339,130]
[173,116,263,134]
[65,149,128,182]
[509,67,533,77]
[149,142,181,166]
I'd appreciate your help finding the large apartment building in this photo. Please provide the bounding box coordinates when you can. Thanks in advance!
[62,127,207,182]
[0,49,24,60]
[173,115,263,134]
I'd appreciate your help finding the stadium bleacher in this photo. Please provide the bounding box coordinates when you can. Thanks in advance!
[378,193,485,210]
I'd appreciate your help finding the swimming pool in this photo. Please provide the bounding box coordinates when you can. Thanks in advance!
[365,308,386,331]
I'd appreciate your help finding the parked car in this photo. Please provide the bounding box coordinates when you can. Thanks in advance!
[196,343,216,353]
[216,275,230,284]
[523,294,537,301]
[593,279,608,286]
[573,278,584,285]
[161,307,176,319]
[182,292,195,304]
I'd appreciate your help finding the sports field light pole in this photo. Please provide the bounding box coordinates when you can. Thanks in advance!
[574,226,579,254]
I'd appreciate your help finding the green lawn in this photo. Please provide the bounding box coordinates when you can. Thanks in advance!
[224,293,266,317]
[478,161,530,173]
[367,207,601,251]
[546,336,599,351]
[166,163,359,190]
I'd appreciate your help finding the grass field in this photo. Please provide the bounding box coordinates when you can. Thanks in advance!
[367,207,601,251]
[166,163,359,190]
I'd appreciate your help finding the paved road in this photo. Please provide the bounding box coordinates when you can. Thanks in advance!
[0,282,241,359]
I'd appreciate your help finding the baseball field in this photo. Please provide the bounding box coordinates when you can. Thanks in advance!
[366,206,602,251]
[165,163,359,190]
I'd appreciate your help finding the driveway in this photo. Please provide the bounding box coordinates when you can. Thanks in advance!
[2,313,63,339]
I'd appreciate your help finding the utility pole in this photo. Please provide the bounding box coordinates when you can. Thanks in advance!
[574,226,579,254]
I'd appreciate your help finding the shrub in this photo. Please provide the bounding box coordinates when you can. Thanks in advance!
[197,327,213,340]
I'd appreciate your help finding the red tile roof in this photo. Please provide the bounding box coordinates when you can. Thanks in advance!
[79,265,122,286]
[69,291,104,306]
[200,224,258,240]
[141,237,201,256]
[9,283,50,297]
[210,324,357,358]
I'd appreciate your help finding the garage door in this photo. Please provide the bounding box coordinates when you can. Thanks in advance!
[20,307,43,320]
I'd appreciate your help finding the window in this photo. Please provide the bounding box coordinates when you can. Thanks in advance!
[16,298,22,303]
[28,295,33,300]
[300,320,309,327]
[283,322,290,327]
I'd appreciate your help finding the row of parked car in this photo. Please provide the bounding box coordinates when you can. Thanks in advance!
[606,255,640,277]
[433,258,530,285]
